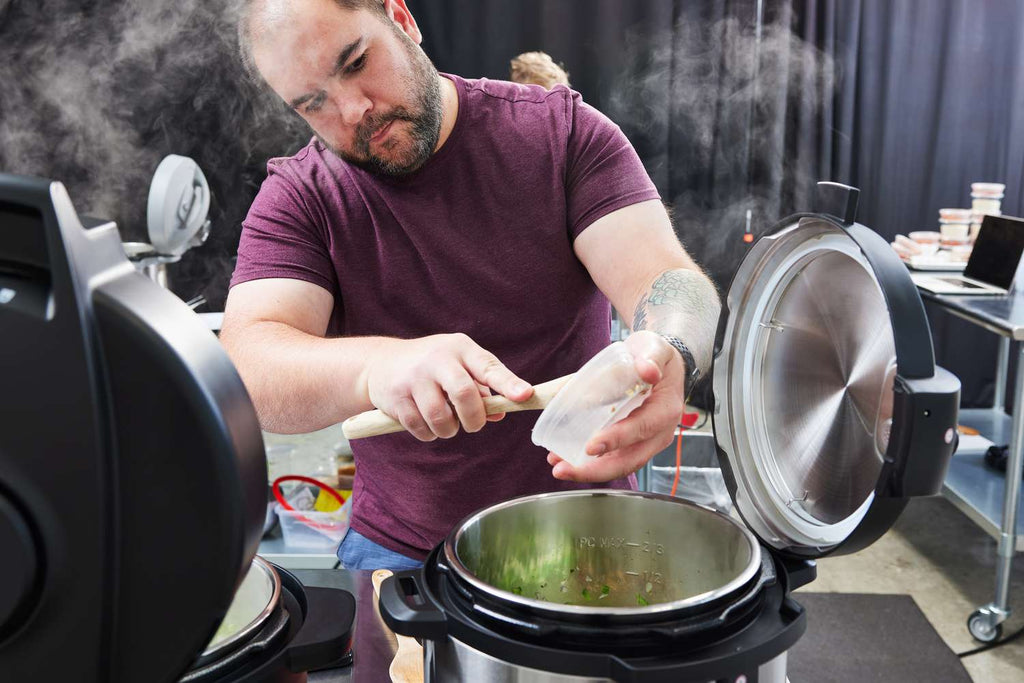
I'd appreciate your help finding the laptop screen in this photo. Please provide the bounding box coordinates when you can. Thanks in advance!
[963,214,1024,290]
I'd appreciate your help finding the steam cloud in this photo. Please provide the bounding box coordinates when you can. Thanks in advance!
[609,12,836,287]
[0,2,836,306]
[0,0,310,308]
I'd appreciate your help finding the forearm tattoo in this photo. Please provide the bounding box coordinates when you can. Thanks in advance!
[632,269,721,377]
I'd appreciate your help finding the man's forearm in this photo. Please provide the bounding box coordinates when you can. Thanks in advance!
[631,268,721,379]
[221,321,394,434]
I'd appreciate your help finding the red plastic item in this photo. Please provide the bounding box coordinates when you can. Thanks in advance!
[670,411,700,497]
[271,475,348,534]
[272,474,346,510]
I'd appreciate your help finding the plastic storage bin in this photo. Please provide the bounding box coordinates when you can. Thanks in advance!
[275,499,350,550]
[649,431,732,513]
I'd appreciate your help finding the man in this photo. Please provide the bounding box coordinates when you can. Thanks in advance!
[223,0,721,570]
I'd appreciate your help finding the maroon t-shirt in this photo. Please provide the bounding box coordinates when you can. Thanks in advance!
[232,74,661,559]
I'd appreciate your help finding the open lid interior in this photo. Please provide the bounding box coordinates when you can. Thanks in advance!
[714,213,910,556]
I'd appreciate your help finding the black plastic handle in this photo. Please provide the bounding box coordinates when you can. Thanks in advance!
[378,569,447,640]
[814,181,860,225]
[885,368,961,498]
[285,586,356,673]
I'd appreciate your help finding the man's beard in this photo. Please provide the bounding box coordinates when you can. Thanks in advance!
[320,35,443,177]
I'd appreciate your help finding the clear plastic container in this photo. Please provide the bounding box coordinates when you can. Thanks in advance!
[971,182,1005,197]
[971,183,1005,216]
[939,220,970,247]
[532,342,651,468]
[275,499,350,550]
[939,208,972,223]
[908,231,941,255]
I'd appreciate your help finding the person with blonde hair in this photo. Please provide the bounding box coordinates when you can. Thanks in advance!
[510,50,570,89]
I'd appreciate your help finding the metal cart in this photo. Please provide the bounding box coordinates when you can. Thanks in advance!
[919,290,1024,642]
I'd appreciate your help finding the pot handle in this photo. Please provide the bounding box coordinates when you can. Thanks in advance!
[285,587,356,673]
[378,570,447,640]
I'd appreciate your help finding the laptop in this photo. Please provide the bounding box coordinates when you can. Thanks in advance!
[911,214,1024,296]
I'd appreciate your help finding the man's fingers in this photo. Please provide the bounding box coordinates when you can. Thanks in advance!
[464,348,533,402]
[439,367,487,433]
[624,330,677,385]
[391,396,437,442]
[551,441,652,482]
[411,382,459,439]
[478,382,506,422]
[586,397,678,456]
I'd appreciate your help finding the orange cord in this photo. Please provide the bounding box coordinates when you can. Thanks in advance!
[670,414,684,497]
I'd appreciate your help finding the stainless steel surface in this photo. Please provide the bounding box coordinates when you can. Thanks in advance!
[202,556,281,663]
[427,639,605,683]
[445,490,761,617]
[943,409,1024,551]
[918,288,1024,340]
[716,218,893,553]
[995,337,1010,413]
[761,249,894,525]
[120,241,178,289]
[426,638,789,682]
[924,289,1024,639]
[993,343,1024,615]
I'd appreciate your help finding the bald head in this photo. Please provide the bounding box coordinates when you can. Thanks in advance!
[238,0,386,84]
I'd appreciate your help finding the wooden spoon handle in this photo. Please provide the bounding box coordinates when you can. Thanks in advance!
[342,373,575,440]
[371,569,424,683]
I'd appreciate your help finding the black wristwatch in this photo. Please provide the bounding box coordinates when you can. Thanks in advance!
[660,335,700,383]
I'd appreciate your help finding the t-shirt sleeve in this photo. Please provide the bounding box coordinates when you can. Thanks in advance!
[563,89,661,240]
[229,163,339,296]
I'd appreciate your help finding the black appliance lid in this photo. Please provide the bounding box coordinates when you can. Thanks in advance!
[713,182,960,558]
[0,174,267,681]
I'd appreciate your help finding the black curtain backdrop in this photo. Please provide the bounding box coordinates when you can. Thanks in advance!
[410,0,1024,408]
[1,1,1021,407]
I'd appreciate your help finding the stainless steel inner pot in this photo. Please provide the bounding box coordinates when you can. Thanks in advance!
[444,490,760,618]
[198,555,281,667]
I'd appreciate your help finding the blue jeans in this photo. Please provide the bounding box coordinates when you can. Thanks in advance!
[338,528,423,571]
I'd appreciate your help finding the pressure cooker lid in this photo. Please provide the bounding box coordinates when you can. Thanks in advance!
[712,183,955,557]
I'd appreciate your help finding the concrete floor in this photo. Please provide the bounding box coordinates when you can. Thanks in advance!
[802,495,1024,682]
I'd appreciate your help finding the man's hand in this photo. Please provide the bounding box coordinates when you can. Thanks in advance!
[365,333,534,441]
[546,331,684,482]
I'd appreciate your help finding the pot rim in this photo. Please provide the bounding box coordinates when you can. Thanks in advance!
[443,489,762,618]
[200,555,282,664]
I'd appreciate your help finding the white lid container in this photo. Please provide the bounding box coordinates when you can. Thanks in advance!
[971,182,1005,198]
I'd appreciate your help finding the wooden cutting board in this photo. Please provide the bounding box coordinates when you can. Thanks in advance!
[371,569,425,683]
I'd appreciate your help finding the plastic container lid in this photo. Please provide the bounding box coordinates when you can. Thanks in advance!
[971,182,1005,197]
[938,208,972,222]
[908,231,941,243]
[532,341,651,468]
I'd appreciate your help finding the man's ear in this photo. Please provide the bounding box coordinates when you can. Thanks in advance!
[383,0,422,44]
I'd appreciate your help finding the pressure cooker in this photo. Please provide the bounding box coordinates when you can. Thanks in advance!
[0,173,354,682]
[378,182,962,682]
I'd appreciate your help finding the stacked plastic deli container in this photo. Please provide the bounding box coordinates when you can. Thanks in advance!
[970,182,1005,240]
